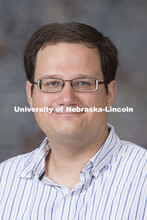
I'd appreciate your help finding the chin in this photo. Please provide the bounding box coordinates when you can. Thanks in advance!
[49,122,84,138]
[58,124,79,134]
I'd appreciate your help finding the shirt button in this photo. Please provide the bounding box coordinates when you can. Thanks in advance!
[65,194,71,199]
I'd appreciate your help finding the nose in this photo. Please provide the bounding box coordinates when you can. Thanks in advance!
[57,81,78,106]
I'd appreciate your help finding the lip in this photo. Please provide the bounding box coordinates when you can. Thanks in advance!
[52,111,85,119]
[53,106,87,113]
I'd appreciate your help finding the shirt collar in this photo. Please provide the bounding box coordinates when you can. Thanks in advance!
[19,137,50,179]
[82,124,122,177]
[19,124,121,179]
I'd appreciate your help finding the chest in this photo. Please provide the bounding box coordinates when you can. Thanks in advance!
[0,173,144,220]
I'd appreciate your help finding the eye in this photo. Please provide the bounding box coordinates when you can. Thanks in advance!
[78,81,87,85]
[76,80,91,86]
[44,80,60,87]
[49,81,59,86]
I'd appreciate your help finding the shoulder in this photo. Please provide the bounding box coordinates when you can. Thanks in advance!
[0,149,37,183]
[108,124,146,165]
[116,140,147,181]
[0,137,49,184]
[120,140,146,160]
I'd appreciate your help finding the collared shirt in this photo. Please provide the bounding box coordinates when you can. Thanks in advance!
[0,124,146,220]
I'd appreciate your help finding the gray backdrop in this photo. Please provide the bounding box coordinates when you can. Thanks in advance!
[0,0,147,162]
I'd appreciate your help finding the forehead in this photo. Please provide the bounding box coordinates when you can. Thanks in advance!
[35,43,103,80]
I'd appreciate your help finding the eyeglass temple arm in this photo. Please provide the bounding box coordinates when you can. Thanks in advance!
[98,81,106,84]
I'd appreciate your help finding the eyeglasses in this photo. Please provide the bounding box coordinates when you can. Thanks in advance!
[33,77,105,93]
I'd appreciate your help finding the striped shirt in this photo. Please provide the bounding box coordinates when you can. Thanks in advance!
[0,124,146,220]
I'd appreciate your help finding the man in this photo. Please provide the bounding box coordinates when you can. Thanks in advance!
[0,22,146,219]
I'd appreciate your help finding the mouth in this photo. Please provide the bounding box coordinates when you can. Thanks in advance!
[51,108,85,119]
[53,106,87,113]
[46,106,87,119]
[54,111,85,116]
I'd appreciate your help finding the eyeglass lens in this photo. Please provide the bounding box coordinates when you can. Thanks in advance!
[39,78,97,92]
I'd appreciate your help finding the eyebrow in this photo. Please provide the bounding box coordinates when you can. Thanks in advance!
[38,73,97,80]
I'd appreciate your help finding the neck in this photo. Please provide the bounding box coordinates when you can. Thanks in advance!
[45,125,109,188]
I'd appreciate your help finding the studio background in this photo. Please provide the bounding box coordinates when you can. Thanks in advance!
[0,0,147,162]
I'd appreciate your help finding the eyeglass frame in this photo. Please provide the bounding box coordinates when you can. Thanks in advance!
[32,77,106,93]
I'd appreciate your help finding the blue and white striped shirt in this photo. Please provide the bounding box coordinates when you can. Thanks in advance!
[0,124,146,220]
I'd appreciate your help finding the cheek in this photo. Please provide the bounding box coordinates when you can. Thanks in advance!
[95,92,108,107]
[85,94,108,108]
[32,93,54,107]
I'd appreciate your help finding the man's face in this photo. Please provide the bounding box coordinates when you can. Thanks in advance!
[26,43,116,143]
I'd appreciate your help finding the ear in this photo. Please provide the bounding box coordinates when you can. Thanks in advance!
[107,80,117,108]
[26,81,33,108]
